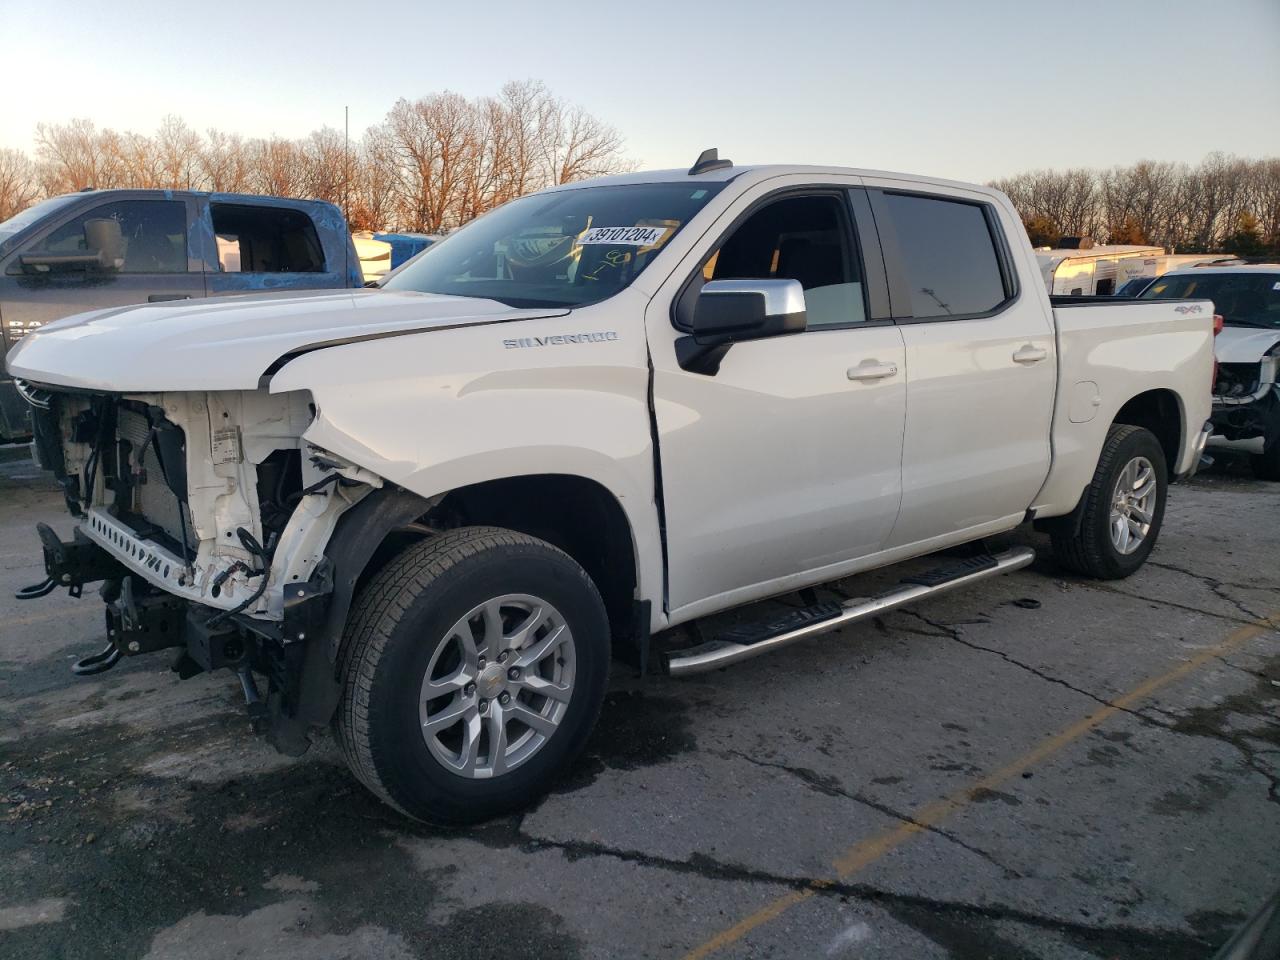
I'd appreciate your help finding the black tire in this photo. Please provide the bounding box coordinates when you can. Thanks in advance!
[334,526,609,824]
[1251,445,1280,481]
[1051,424,1168,580]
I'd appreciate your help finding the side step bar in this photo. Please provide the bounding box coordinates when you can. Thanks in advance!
[664,547,1036,677]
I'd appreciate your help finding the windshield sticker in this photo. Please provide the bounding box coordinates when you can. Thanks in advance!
[1273,281,1280,290]
[578,226,670,246]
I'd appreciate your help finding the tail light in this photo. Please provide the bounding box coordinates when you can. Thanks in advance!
[1211,313,1223,390]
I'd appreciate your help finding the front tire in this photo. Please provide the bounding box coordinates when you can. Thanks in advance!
[334,526,609,824]
[1051,424,1168,580]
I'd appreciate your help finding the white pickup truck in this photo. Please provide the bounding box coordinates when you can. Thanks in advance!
[7,151,1214,823]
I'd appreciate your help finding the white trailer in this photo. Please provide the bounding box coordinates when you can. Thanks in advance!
[1036,244,1165,296]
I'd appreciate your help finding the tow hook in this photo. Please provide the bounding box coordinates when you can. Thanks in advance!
[72,642,122,676]
[15,577,58,600]
[14,522,122,600]
[67,577,186,678]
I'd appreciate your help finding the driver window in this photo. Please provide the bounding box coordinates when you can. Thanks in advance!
[704,194,866,327]
[22,200,187,274]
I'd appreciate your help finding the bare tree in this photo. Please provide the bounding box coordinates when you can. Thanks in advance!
[34,119,123,193]
[0,148,40,221]
[5,82,633,231]
[199,129,253,193]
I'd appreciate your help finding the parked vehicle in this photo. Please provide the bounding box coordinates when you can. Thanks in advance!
[1141,264,1280,478]
[1116,276,1155,297]
[0,190,362,441]
[7,151,1214,823]
[352,232,393,283]
[1036,241,1164,296]
[374,232,437,270]
[1113,255,1242,297]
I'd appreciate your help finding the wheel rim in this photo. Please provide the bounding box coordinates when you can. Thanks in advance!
[419,593,576,779]
[1109,455,1157,555]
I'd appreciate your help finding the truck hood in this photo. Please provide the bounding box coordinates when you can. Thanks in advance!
[5,289,567,392]
[1215,326,1280,364]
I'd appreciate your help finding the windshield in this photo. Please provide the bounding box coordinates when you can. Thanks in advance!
[0,194,81,247]
[1140,271,1280,328]
[381,182,725,308]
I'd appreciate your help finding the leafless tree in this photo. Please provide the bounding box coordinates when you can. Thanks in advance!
[0,148,40,221]
[994,154,1280,254]
[33,119,123,193]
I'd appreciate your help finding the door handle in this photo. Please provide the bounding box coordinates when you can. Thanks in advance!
[847,360,899,381]
[1012,344,1048,364]
[148,294,191,303]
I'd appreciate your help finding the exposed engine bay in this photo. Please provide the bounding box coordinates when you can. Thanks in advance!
[16,381,386,750]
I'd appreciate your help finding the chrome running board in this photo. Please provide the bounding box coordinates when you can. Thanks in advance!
[664,547,1036,677]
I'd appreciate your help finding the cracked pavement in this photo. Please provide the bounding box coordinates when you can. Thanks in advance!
[0,454,1277,959]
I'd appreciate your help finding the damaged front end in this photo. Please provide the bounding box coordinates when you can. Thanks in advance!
[15,381,382,753]
[1209,351,1280,456]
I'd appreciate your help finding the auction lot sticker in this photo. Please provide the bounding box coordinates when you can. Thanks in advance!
[578,225,670,246]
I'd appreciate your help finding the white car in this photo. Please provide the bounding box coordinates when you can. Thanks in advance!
[1140,264,1280,479]
[7,151,1214,823]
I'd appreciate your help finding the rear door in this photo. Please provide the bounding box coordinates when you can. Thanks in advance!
[647,179,908,618]
[863,182,1056,549]
[200,199,356,294]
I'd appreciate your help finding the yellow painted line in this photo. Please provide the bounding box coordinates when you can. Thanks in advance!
[683,612,1279,960]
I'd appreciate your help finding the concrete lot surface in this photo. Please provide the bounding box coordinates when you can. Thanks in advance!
[1,454,1277,959]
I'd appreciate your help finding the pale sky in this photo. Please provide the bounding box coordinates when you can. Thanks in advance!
[3,0,1278,183]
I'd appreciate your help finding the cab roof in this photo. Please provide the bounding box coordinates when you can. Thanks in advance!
[543,163,1005,199]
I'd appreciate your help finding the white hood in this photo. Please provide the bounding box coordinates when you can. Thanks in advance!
[5,289,567,392]
[1215,325,1280,364]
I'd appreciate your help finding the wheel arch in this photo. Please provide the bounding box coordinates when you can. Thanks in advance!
[274,473,644,753]
[1112,388,1184,474]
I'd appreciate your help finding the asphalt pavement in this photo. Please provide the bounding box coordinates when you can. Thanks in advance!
[1,452,1277,959]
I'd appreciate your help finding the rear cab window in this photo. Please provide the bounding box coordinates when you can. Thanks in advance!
[210,204,325,273]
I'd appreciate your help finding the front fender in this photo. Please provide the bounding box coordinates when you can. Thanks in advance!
[267,311,664,623]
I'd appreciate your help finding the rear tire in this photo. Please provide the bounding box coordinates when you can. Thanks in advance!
[1051,424,1168,580]
[334,526,610,824]
[1251,446,1280,481]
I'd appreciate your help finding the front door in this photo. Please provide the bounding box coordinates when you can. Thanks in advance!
[0,195,204,344]
[647,184,907,619]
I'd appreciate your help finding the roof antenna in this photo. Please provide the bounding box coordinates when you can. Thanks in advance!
[688,148,732,176]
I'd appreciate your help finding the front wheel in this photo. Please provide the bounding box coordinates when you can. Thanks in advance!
[334,526,610,824]
[1051,424,1168,580]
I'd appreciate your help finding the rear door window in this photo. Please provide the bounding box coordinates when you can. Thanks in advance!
[16,199,188,274]
[210,204,325,273]
[880,193,1009,319]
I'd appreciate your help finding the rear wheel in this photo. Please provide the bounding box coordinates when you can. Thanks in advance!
[335,526,609,824]
[1051,424,1168,580]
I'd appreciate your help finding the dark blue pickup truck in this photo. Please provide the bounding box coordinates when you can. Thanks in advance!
[0,189,361,440]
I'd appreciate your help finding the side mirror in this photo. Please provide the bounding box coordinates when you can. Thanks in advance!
[84,218,125,268]
[677,279,807,375]
[19,251,109,274]
[19,218,124,275]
